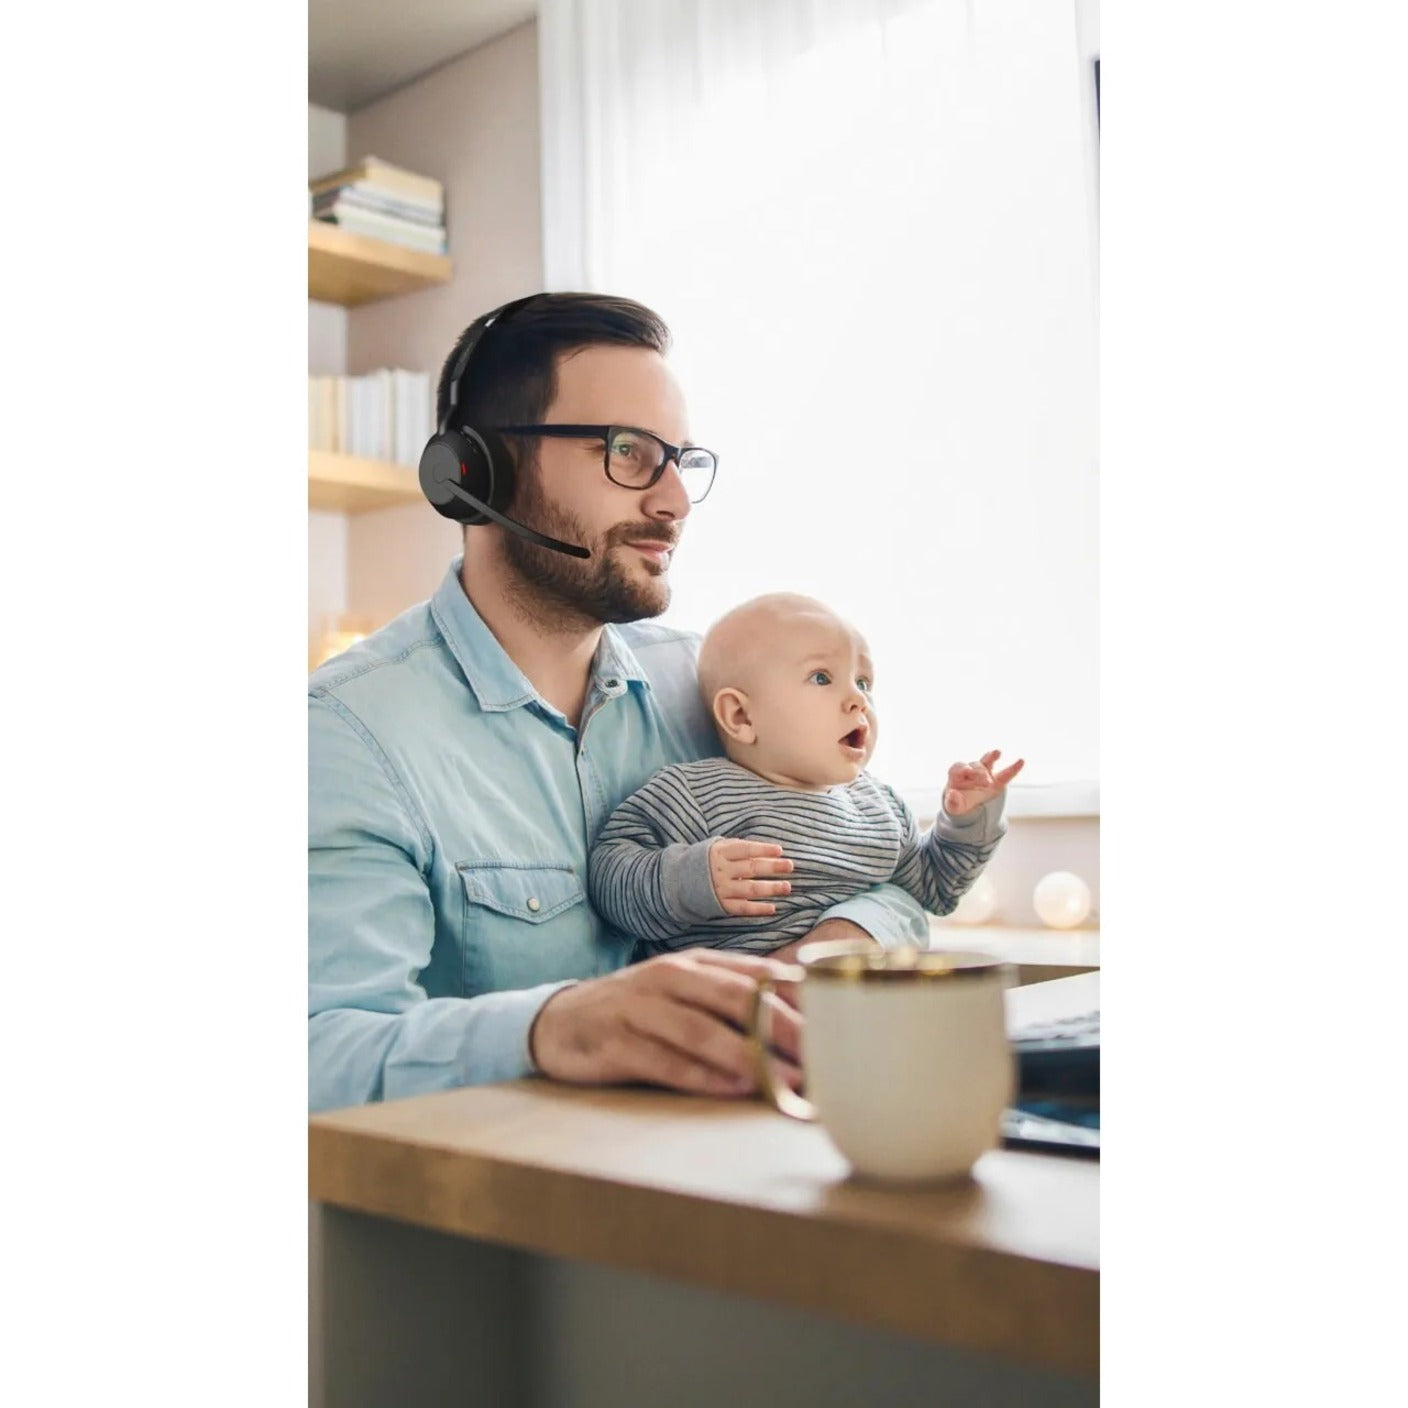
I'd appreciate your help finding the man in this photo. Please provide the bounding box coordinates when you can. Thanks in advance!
[308,292,927,1113]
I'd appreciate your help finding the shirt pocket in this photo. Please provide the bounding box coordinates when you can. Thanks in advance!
[458,861,586,923]
[456,861,590,996]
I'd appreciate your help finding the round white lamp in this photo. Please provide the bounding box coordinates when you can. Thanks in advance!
[947,873,998,925]
[1032,871,1092,930]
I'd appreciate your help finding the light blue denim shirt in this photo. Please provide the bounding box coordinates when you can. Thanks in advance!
[309,558,928,1112]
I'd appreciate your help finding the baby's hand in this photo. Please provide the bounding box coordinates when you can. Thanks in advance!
[708,838,794,917]
[943,750,1026,817]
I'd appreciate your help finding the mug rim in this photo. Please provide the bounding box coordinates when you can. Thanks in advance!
[795,939,1012,982]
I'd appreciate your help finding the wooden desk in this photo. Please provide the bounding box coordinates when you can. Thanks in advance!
[310,973,1099,1405]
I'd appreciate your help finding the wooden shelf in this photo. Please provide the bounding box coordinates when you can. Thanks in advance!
[308,221,452,306]
[309,451,423,514]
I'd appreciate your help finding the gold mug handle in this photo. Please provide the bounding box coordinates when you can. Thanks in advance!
[747,974,817,1122]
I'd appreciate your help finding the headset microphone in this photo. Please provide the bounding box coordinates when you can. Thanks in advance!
[418,295,591,559]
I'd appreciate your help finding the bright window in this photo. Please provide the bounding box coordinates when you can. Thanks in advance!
[542,0,1098,808]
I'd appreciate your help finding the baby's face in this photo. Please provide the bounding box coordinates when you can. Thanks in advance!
[745,614,879,790]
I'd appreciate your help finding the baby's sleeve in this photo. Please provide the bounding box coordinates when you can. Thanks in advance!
[587,767,724,944]
[886,784,1006,917]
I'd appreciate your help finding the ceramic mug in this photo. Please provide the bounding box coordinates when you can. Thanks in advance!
[747,941,1016,1182]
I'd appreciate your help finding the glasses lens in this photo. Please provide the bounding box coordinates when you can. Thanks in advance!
[678,448,717,503]
[605,430,717,502]
[606,429,663,487]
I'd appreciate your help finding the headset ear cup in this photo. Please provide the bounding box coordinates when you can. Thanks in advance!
[418,429,493,523]
[419,431,470,520]
[475,429,516,514]
[418,425,519,524]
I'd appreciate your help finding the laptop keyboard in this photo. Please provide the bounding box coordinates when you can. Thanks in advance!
[1010,1009,1100,1051]
[1011,1009,1099,1097]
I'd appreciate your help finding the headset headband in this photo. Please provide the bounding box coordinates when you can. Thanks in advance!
[440,294,542,435]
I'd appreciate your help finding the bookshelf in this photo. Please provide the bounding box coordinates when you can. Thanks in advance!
[309,451,422,514]
[308,221,452,306]
[307,219,444,512]
[307,191,447,659]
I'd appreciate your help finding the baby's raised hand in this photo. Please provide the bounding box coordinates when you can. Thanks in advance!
[709,838,794,917]
[943,749,1026,816]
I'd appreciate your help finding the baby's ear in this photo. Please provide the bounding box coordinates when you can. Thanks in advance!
[712,687,756,745]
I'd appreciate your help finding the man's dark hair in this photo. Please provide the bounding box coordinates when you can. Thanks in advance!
[435,291,672,434]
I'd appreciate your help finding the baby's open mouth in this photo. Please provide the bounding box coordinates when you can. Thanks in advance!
[841,726,867,749]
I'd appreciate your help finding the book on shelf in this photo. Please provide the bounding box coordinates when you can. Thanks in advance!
[309,155,443,206]
[311,184,443,228]
[308,369,434,467]
[313,206,448,255]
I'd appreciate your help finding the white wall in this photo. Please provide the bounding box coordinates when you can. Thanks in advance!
[1076,0,1099,56]
[1077,0,1100,282]
[307,103,349,377]
[308,103,349,639]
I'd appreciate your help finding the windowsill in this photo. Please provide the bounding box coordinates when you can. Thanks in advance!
[903,780,1099,821]
[928,920,1100,985]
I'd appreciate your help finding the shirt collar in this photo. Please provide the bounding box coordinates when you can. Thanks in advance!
[595,625,651,693]
[431,558,537,712]
[430,557,652,712]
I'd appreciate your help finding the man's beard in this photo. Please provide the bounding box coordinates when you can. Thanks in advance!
[499,471,676,627]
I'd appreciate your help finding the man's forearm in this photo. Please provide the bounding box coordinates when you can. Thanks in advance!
[308,983,574,1113]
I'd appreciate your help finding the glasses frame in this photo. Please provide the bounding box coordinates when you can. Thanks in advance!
[487,424,718,503]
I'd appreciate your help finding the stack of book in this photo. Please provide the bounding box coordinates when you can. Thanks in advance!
[309,156,447,255]
[309,369,435,467]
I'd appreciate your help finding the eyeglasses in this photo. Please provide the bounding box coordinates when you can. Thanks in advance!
[487,424,719,504]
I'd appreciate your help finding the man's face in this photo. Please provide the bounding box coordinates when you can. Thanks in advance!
[499,345,694,625]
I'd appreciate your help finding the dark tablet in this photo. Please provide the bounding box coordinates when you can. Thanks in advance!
[1001,1096,1100,1159]
[1004,1009,1101,1158]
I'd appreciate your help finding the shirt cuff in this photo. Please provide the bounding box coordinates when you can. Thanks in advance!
[935,793,1007,846]
[659,839,726,925]
[459,980,581,1083]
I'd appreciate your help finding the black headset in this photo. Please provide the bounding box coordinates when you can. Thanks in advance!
[418,294,590,558]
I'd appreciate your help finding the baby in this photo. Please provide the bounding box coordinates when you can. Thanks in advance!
[587,592,1023,957]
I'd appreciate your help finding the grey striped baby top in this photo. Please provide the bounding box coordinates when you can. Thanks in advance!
[587,755,1005,956]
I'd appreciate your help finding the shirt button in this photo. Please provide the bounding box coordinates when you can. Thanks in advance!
[527,897,541,912]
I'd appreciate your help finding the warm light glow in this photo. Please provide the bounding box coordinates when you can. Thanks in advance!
[310,630,366,669]
[947,873,998,925]
[309,614,376,671]
[1032,871,1092,929]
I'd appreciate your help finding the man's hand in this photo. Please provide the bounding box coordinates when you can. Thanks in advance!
[767,917,881,966]
[943,749,1025,817]
[708,837,793,916]
[528,950,802,1097]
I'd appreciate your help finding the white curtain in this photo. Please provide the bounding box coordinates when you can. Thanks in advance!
[540,0,1098,808]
